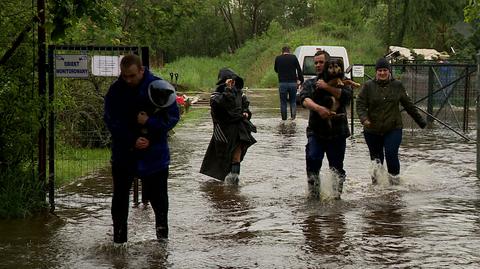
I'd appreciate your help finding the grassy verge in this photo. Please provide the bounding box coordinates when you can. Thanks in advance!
[54,107,209,187]
[154,22,384,92]
[54,147,110,186]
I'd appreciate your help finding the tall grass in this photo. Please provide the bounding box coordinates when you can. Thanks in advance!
[55,147,111,186]
[0,166,47,218]
[154,22,385,91]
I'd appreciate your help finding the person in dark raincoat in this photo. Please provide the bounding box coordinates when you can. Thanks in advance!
[104,54,179,243]
[200,68,257,183]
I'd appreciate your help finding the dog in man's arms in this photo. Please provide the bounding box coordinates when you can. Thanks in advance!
[320,58,360,116]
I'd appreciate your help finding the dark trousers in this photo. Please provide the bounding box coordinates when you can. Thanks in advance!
[279,82,297,120]
[111,161,135,243]
[305,135,346,179]
[363,128,402,175]
[142,168,169,231]
[111,162,169,243]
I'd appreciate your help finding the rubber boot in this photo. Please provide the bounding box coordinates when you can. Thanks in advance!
[333,176,345,200]
[113,222,128,243]
[307,172,320,197]
[156,213,168,240]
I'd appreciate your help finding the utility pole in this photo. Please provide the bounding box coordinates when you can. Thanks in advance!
[37,0,47,188]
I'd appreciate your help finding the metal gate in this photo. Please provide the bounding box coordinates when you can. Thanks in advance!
[45,45,149,211]
[350,61,477,138]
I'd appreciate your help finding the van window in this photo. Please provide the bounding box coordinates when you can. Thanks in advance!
[303,56,344,76]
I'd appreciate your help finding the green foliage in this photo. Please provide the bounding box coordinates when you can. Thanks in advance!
[0,166,46,218]
[464,0,480,23]
[0,65,44,218]
[157,22,383,90]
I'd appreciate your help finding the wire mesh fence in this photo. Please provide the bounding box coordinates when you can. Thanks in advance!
[351,62,477,134]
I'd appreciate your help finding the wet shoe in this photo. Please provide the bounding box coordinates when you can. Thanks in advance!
[389,175,400,185]
[156,226,169,240]
[334,180,344,200]
[224,172,239,184]
[307,174,318,185]
[371,176,378,185]
[113,223,128,243]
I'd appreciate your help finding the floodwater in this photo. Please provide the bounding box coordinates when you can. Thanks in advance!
[2,88,480,268]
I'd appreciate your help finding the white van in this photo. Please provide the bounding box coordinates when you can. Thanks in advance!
[294,45,351,80]
[294,45,351,103]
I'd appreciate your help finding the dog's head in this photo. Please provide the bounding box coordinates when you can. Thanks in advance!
[324,58,344,80]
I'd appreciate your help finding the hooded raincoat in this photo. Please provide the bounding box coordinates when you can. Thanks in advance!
[200,69,257,181]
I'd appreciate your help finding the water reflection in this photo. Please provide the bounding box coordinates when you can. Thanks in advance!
[2,89,480,268]
[301,211,347,255]
[199,181,257,241]
[362,192,412,266]
[277,120,297,137]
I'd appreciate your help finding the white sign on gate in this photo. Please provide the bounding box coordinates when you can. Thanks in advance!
[55,54,89,78]
[352,65,365,78]
[91,55,124,77]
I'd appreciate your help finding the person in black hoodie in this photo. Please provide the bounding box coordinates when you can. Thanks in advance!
[274,46,304,120]
[200,68,256,184]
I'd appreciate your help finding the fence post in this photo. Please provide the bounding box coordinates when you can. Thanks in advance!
[427,66,434,124]
[476,51,480,178]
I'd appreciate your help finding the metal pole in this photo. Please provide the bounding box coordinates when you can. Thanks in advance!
[464,66,470,132]
[37,0,47,190]
[476,51,480,178]
[427,66,434,124]
[48,45,55,212]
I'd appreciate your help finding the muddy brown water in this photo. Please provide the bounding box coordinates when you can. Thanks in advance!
[1,88,480,268]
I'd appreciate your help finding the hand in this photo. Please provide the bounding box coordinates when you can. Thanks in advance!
[225,78,235,89]
[315,79,328,90]
[297,80,302,89]
[135,137,150,149]
[363,119,372,128]
[137,111,149,125]
[316,105,332,119]
[242,112,249,119]
[419,120,427,129]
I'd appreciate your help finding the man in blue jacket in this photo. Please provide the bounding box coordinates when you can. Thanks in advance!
[104,54,179,243]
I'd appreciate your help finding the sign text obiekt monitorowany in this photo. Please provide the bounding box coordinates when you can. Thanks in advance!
[55,54,88,78]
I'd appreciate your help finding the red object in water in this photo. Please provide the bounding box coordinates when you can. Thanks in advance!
[176,95,185,106]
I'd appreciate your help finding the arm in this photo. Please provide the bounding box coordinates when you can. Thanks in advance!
[144,102,180,133]
[210,87,243,123]
[299,79,332,119]
[356,83,370,125]
[274,57,279,73]
[316,80,342,99]
[103,88,137,149]
[241,94,252,120]
[296,58,304,83]
[399,84,427,128]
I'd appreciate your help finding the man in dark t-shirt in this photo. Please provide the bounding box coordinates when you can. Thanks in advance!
[274,46,304,120]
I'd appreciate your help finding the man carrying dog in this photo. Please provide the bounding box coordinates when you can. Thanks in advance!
[274,46,304,121]
[299,50,352,199]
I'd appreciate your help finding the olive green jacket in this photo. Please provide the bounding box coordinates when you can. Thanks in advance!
[356,78,426,134]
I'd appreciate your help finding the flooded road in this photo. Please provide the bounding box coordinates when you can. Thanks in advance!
[2,88,480,268]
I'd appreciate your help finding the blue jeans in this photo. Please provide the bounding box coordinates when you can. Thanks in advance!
[305,135,346,179]
[363,129,402,175]
[279,82,297,120]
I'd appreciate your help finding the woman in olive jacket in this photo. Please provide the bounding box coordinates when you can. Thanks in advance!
[356,58,426,184]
